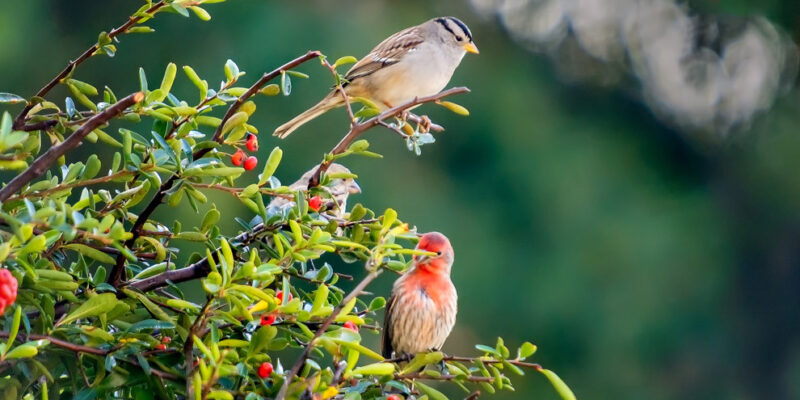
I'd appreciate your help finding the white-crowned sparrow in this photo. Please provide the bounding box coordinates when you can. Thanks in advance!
[273,17,478,138]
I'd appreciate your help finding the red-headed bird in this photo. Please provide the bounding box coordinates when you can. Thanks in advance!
[382,232,457,358]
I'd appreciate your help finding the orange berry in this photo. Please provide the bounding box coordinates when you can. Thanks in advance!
[258,362,273,379]
[231,149,245,166]
[161,336,172,344]
[276,290,292,302]
[260,314,276,326]
[0,269,18,314]
[244,156,258,171]
[308,196,322,212]
[343,321,358,332]
[155,344,166,350]
[246,134,259,152]
[387,395,403,400]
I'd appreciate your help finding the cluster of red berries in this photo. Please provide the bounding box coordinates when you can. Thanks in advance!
[231,134,259,171]
[155,336,171,350]
[258,362,273,379]
[0,269,18,314]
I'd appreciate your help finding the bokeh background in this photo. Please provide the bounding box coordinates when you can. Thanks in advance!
[2,0,800,399]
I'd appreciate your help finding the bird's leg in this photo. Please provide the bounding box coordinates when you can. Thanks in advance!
[416,115,431,133]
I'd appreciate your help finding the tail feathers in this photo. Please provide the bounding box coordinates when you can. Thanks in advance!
[273,93,343,139]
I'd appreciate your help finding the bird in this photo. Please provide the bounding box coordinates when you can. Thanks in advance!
[273,17,478,138]
[382,232,457,358]
[258,163,360,222]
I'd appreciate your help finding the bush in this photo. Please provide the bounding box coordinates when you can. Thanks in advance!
[0,1,573,399]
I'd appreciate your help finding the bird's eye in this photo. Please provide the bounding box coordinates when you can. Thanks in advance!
[436,251,442,256]
[455,35,463,42]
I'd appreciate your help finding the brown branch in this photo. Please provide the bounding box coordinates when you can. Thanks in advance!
[0,92,144,202]
[308,86,470,188]
[464,390,482,400]
[11,1,167,130]
[383,354,542,371]
[107,51,322,288]
[0,331,109,356]
[275,267,383,400]
[395,372,494,383]
[5,168,141,202]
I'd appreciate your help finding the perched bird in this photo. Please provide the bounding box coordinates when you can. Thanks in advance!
[265,163,361,218]
[382,232,457,358]
[274,17,478,138]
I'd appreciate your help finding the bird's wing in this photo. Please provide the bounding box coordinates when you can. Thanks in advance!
[381,293,397,358]
[345,26,425,83]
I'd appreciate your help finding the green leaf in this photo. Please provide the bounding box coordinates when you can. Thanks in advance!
[0,93,25,104]
[333,56,358,69]
[4,344,38,360]
[519,341,537,359]
[350,362,395,376]
[58,293,117,326]
[539,368,576,400]
[414,381,449,400]
[170,2,190,17]
[126,319,175,332]
[189,6,211,21]
[224,59,240,83]
[368,297,386,311]
[139,67,148,93]
[62,244,116,264]
[259,84,280,96]
[3,306,22,355]
[258,147,282,186]
[158,63,177,99]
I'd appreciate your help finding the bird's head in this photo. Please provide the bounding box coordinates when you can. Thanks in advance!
[431,17,479,55]
[413,232,454,275]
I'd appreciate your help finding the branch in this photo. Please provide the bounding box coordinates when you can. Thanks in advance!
[395,372,494,383]
[308,86,470,187]
[383,354,542,371]
[275,268,384,400]
[11,1,167,130]
[464,390,482,400]
[0,331,109,356]
[107,51,322,287]
[0,92,144,202]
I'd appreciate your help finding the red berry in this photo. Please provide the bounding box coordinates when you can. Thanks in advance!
[258,362,273,379]
[156,344,166,350]
[260,314,276,326]
[308,196,322,212]
[387,395,403,400]
[0,269,18,314]
[246,134,259,152]
[343,321,358,332]
[276,290,292,303]
[161,336,172,344]
[243,156,258,171]
[231,149,245,166]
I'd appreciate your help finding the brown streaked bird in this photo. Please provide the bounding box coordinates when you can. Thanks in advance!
[382,232,457,358]
[273,17,478,138]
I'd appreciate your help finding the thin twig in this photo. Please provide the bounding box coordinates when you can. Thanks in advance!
[395,372,494,383]
[0,331,108,356]
[464,390,482,400]
[308,87,469,188]
[275,268,384,400]
[5,168,142,202]
[0,92,144,202]
[11,1,167,130]
[107,51,321,287]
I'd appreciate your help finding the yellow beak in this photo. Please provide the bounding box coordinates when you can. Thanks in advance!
[463,42,479,54]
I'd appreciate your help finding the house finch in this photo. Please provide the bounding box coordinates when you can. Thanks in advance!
[253,163,361,226]
[382,232,457,358]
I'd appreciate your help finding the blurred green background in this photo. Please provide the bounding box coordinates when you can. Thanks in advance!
[2,1,800,399]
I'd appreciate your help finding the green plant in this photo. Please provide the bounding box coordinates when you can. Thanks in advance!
[0,1,574,399]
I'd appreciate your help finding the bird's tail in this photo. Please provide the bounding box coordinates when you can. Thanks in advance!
[273,92,343,139]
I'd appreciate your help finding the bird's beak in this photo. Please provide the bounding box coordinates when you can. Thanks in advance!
[463,42,479,54]
[348,181,362,194]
